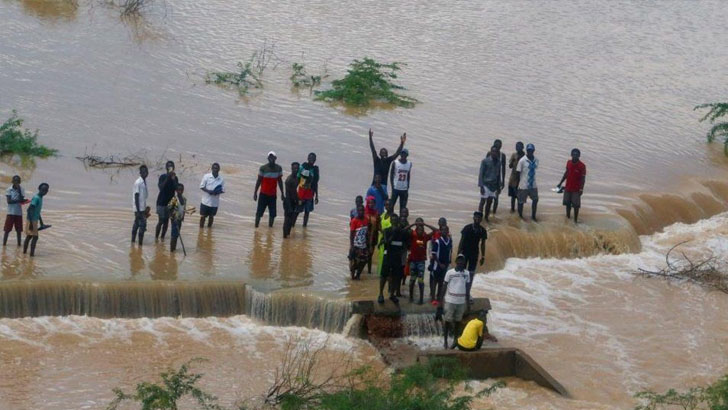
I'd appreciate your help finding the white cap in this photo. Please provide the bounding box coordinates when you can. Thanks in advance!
[267,151,276,158]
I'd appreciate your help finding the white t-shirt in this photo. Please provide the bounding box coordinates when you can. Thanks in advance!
[444,268,470,304]
[517,156,539,190]
[392,159,412,191]
[132,177,148,212]
[5,186,25,216]
[200,173,225,208]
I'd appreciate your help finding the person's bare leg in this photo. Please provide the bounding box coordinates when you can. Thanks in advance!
[566,204,572,219]
[16,231,21,246]
[2,231,8,246]
[510,196,516,212]
[518,202,524,219]
[199,216,206,228]
[160,219,169,240]
[170,236,177,252]
[574,207,580,224]
[493,194,499,214]
[444,322,451,349]
[23,235,31,254]
[29,236,38,257]
[532,199,539,222]
[409,277,415,302]
[254,215,261,228]
[268,215,275,227]
[485,198,493,222]
[155,219,163,240]
[478,197,485,215]
[137,232,144,246]
[207,215,214,228]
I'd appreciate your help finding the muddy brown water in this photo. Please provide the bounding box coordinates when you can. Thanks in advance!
[1,0,728,408]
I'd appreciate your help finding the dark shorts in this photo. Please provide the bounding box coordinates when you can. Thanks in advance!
[508,186,518,198]
[156,205,170,220]
[517,188,539,204]
[256,193,277,218]
[456,342,479,352]
[563,190,582,207]
[298,199,314,213]
[3,215,22,233]
[200,203,218,217]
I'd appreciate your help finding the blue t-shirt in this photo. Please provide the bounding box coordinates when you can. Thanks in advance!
[366,185,388,214]
[28,195,42,221]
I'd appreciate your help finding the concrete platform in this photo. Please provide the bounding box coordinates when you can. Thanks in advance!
[352,297,491,316]
[417,348,568,396]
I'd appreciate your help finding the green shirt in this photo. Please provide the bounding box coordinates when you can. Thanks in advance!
[28,194,42,221]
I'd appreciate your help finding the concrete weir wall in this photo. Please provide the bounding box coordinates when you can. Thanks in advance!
[348,297,568,397]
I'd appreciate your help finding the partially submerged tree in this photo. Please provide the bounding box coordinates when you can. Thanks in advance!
[634,374,728,410]
[695,102,728,154]
[0,111,57,158]
[315,58,418,108]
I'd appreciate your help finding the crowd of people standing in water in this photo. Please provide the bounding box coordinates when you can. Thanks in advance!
[0,128,585,348]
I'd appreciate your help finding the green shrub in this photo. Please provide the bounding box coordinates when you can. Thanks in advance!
[290,63,322,88]
[0,111,57,158]
[278,358,503,410]
[314,57,418,108]
[634,374,728,410]
[695,102,728,155]
[107,358,221,410]
[205,60,262,96]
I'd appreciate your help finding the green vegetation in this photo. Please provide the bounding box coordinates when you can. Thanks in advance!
[107,356,503,410]
[695,102,728,154]
[107,359,222,410]
[0,111,57,158]
[206,42,278,96]
[315,58,418,108]
[634,374,728,410]
[280,358,504,410]
[290,63,322,88]
[205,60,263,96]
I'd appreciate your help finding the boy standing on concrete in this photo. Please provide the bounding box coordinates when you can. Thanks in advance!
[437,254,470,349]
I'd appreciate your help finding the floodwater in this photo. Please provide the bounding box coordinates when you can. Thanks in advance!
[1,0,728,408]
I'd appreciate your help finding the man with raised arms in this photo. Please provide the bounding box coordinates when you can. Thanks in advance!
[368,128,406,195]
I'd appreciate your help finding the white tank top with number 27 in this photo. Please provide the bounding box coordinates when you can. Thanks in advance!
[392,160,412,191]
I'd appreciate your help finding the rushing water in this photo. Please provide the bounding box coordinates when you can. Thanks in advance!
[1,0,728,408]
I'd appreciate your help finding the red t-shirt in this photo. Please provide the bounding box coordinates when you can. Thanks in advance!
[564,160,586,192]
[409,230,432,262]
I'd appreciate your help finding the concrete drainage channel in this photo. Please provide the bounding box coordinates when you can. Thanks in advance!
[344,298,568,397]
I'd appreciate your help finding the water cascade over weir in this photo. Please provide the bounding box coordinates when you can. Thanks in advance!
[0,280,352,332]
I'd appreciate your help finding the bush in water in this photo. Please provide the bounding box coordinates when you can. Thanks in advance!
[634,374,728,410]
[205,61,263,96]
[314,57,418,108]
[290,63,322,89]
[695,102,728,155]
[107,358,222,410]
[0,111,57,158]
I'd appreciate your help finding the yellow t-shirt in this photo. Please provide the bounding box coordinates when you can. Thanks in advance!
[457,318,484,349]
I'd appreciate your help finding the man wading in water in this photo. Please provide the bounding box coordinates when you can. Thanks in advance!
[297,153,319,228]
[132,165,149,246]
[458,211,487,305]
[4,175,27,246]
[283,162,300,238]
[557,148,587,223]
[24,183,49,257]
[254,152,285,228]
[478,145,502,222]
[168,183,186,253]
[369,128,406,196]
[507,142,525,213]
[199,163,225,228]
[515,143,539,221]
[155,161,178,241]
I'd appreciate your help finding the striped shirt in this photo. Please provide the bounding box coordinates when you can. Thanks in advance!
[259,163,283,197]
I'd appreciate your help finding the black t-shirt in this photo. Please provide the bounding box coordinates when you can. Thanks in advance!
[372,156,396,185]
[385,227,410,265]
[460,223,487,256]
[156,173,178,206]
